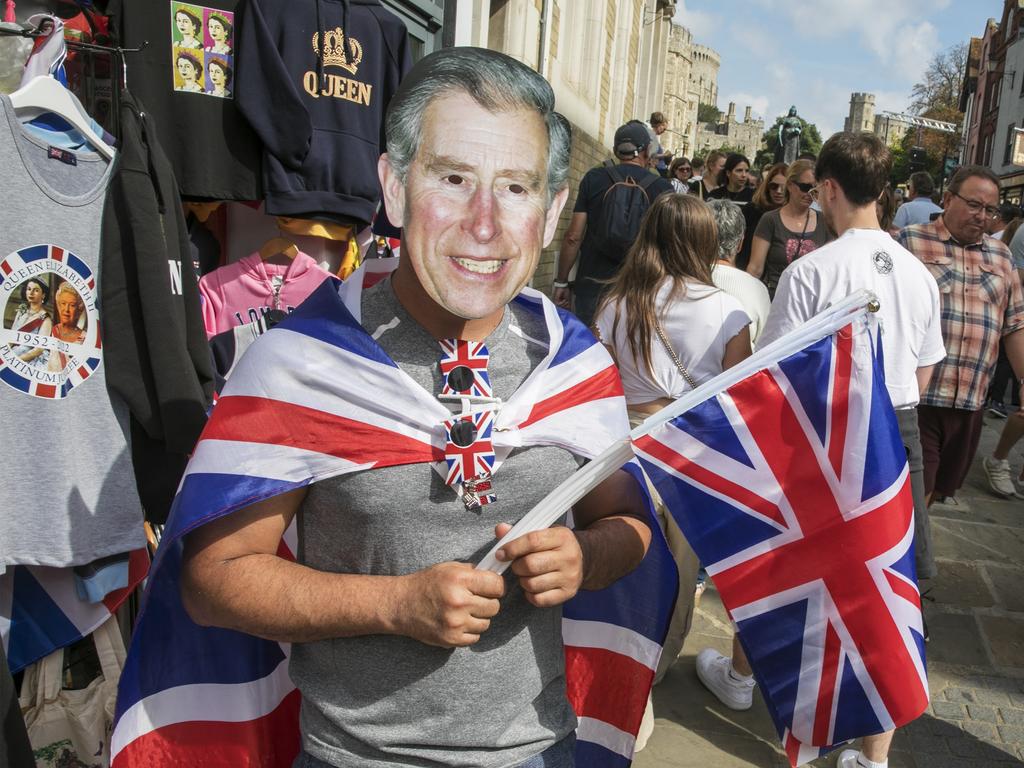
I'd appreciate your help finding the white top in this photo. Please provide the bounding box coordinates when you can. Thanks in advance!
[595,280,750,404]
[759,228,946,409]
[712,263,771,347]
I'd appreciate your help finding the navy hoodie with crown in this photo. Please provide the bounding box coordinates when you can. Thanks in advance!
[236,0,410,225]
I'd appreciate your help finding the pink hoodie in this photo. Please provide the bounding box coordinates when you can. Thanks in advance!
[198,251,331,338]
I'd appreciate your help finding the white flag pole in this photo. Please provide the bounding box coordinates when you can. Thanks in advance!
[477,290,878,574]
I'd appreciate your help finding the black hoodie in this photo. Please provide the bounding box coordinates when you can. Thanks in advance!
[100,92,216,522]
[236,0,410,225]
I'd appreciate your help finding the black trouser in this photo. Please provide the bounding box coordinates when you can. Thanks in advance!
[988,339,1019,406]
[572,277,605,329]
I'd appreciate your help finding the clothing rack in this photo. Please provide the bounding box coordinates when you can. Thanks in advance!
[0,20,149,137]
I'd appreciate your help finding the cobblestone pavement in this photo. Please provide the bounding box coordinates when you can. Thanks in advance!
[634,413,1024,767]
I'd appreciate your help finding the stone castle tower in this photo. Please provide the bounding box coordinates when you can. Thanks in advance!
[689,44,719,108]
[845,92,876,133]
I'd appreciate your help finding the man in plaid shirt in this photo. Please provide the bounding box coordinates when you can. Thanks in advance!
[896,165,1024,507]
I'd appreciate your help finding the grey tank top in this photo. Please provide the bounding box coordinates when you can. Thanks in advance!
[291,281,580,767]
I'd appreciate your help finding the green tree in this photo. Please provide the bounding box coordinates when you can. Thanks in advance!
[890,144,911,186]
[910,42,967,114]
[755,114,824,169]
[697,102,722,124]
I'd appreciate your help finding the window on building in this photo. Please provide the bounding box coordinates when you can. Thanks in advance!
[1006,122,1017,165]
[561,0,601,104]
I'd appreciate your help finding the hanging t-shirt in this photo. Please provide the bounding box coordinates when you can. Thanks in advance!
[198,250,331,337]
[0,96,145,569]
[107,0,262,200]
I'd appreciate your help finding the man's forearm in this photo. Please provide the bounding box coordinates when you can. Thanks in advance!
[557,212,587,281]
[915,364,935,396]
[576,515,650,591]
[557,241,580,282]
[183,553,408,643]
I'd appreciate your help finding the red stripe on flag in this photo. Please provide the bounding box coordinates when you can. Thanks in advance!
[112,689,301,768]
[784,730,802,767]
[634,433,788,529]
[0,261,10,275]
[884,570,921,609]
[51,246,64,261]
[203,396,442,467]
[565,645,652,737]
[521,365,624,428]
[813,623,841,745]
[102,549,150,614]
[827,327,853,476]
[276,539,296,562]
[35,384,56,399]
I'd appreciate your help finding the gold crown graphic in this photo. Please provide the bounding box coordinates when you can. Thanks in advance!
[312,28,363,75]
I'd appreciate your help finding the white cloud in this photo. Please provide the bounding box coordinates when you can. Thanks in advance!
[775,0,944,86]
[673,0,718,39]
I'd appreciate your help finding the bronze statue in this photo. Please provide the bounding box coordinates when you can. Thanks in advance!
[776,106,802,164]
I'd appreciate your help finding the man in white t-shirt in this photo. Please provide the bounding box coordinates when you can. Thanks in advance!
[757,132,945,768]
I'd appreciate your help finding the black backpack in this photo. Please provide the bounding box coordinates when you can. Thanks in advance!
[593,165,659,263]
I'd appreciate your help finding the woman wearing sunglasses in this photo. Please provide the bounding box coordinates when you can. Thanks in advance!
[669,157,693,194]
[732,162,788,270]
[746,159,830,297]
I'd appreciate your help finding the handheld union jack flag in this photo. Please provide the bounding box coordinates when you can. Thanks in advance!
[439,339,492,397]
[633,315,929,765]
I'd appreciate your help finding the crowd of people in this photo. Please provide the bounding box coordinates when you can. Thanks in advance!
[556,115,1024,768]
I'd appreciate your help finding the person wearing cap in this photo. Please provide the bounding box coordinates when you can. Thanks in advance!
[181,47,652,768]
[554,121,674,325]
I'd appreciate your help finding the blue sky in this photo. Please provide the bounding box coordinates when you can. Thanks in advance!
[674,0,1001,138]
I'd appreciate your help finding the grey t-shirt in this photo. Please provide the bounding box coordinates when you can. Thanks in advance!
[291,281,580,767]
[753,207,830,295]
[0,96,144,569]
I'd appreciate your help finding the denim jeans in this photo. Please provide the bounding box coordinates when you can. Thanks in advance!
[293,734,576,768]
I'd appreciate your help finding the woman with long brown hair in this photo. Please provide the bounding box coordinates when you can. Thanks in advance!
[594,194,752,746]
[594,193,753,417]
[734,161,787,270]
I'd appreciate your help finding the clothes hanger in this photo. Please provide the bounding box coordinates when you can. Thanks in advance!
[10,74,115,159]
[259,236,299,262]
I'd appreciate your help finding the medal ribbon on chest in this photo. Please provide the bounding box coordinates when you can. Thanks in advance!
[439,339,497,509]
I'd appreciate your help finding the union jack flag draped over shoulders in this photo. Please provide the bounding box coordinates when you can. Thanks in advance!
[112,279,676,768]
[632,314,929,766]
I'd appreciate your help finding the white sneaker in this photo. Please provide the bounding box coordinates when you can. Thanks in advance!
[695,648,755,710]
[837,748,887,768]
[983,456,1016,498]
